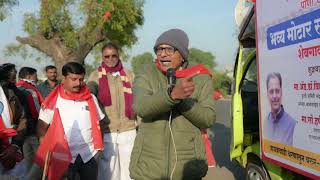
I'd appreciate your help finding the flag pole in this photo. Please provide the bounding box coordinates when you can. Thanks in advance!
[42,151,51,180]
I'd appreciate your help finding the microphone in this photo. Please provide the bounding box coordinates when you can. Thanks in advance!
[166,68,176,95]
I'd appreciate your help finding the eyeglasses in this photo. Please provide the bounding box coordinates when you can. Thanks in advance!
[103,54,118,59]
[155,46,176,56]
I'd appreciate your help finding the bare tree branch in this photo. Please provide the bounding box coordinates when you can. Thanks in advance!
[16,34,56,57]
[16,34,75,61]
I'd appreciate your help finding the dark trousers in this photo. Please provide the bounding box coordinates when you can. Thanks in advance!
[66,155,98,180]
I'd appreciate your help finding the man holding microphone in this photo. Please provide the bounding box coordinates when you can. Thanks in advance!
[129,29,216,180]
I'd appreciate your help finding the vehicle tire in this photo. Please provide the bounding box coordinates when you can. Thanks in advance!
[246,162,270,180]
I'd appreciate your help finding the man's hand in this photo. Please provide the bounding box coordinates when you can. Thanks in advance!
[36,120,49,141]
[170,71,200,100]
[0,145,18,170]
[100,120,109,134]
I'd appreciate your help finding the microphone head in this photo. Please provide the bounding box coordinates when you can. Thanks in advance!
[166,68,176,78]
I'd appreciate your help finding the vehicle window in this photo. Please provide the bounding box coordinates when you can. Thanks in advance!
[240,48,255,70]
[241,57,259,134]
[245,58,257,83]
[242,58,257,92]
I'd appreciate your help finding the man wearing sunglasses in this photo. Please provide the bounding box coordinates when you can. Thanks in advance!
[129,29,216,180]
[87,43,137,180]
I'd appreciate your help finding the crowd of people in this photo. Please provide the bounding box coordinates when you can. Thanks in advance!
[0,28,216,180]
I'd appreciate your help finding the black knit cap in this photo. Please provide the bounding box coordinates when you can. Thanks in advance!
[154,29,189,60]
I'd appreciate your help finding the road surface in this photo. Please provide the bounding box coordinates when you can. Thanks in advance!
[203,99,245,180]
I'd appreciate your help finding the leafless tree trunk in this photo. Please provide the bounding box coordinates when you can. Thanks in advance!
[16,26,105,75]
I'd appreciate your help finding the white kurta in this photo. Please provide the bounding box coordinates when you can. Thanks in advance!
[98,130,136,180]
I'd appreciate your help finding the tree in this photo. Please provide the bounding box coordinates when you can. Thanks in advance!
[188,48,217,70]
[8,0,144,72]
[84,63,95,79]
[131,52,153,74]
[212,72,232,96]
[0,0,18,21]
[188,48,231,96]
[4,43,49,63]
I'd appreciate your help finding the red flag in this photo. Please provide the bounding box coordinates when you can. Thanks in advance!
[34,109,72,180]
[202,129,216,167]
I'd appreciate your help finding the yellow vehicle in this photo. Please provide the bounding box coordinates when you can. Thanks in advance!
[229,3,317,180]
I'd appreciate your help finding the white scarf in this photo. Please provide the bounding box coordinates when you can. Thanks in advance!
[21,79,37,86]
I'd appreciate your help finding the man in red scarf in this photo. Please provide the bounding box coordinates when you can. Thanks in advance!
[87,43,137,180]
[36,62,105,180]
[129,29,216,180]
[16,67,43,173]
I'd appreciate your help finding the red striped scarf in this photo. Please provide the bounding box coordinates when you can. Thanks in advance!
[98,61,135,119]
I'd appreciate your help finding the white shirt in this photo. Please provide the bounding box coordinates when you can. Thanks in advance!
[39,94,105,163]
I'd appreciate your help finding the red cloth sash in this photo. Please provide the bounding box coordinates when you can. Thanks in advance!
[0,116,23,164]
[0,116,17,143]
[97,61,135,119]
[16,80,44,105]
[16,80,44,120]
[0,97,17,144]
[156,59,216,167]
[155,59,212,77]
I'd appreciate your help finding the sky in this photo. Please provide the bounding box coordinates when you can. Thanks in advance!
[0,0,239,75]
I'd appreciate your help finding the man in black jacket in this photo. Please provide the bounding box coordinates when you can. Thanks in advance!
[0,63,27,178]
